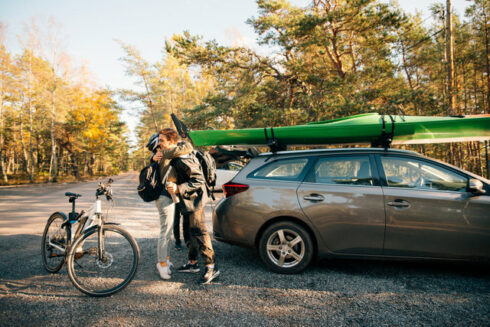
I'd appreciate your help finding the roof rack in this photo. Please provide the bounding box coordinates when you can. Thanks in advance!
[371,115,395,149]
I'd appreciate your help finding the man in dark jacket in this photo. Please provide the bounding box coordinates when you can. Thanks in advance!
[163,128,220,284]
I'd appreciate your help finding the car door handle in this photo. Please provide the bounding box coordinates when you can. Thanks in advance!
[387,200,410,208]
[303,194,325,202]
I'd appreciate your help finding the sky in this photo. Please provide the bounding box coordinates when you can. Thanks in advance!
[0,0,471,142]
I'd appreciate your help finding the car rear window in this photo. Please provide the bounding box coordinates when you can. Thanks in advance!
[307,156,373,186]
[250,158,309,181]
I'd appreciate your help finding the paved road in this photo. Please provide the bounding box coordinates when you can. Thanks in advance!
[0,172,489,326]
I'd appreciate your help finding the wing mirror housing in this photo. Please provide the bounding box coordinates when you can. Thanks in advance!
[468,178,486,195]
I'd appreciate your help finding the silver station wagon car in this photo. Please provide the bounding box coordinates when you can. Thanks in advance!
[213,148,490,273]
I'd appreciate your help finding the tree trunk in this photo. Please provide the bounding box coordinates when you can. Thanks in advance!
[7,152,13,174]
[59,147,64,176]
[71,153,80,180]
[483,7,490,112]
[27,52,34,183]
[485,140,489,178]
[0,89,7,183]
[446,0,456,115]
[28,100,34,183]
[49,77,57,182]
[462,60,468,113]
[476,142,483,177]
[19,112,29,176]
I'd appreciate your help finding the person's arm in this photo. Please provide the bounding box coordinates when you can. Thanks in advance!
[160,141,193,160]
[175,157,205,198]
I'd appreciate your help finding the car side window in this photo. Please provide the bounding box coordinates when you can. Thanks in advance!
[309,156,373,186]
[251,158,309,181]
[222,162,243,171]
[380,156,467,192]
[228,163,243,171]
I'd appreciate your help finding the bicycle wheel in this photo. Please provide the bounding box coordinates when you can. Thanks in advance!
[41,212,67,273]
[66,224,140,297]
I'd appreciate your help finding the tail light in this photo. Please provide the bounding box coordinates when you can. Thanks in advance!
[223,182,249,198]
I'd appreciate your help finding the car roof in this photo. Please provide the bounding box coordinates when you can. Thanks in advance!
[258,147,421,157]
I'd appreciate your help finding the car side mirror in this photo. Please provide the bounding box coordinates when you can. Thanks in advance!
[468,178,486,195]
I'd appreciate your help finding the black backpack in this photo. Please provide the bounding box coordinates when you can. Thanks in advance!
[170,113,217,191]
[137,162,163,202]
[194,150,216,189]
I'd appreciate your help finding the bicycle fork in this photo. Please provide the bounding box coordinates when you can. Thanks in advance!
[95,199,105,261]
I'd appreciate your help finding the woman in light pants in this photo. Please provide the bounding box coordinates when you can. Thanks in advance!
[155,194,175,279]
[151,128,193,280]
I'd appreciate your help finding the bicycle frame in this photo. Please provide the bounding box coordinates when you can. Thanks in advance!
[47,198,108,256]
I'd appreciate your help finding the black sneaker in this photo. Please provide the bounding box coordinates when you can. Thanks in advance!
[177,262,200,273]
[175,240,183,249]
[200,266,220,284]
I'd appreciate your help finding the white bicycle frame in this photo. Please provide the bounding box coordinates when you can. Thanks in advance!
[48,198,104,253]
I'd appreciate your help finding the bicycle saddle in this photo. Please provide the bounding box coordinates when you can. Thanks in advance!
[65,192,82,198]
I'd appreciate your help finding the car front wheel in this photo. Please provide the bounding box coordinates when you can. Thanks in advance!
[259,221,313,274]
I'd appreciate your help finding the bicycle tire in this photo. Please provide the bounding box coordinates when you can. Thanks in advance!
[66,224,140,297]
[41,212,67,273]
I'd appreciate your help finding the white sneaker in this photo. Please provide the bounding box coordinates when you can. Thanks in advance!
[156,263,171,280]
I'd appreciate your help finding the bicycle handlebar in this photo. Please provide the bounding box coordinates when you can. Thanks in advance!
[96,178,114,200]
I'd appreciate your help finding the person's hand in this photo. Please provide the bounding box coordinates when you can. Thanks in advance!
[166,182,178,194]
[153,151,162,162]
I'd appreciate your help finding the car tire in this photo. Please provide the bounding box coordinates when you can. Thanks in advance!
[259,221,314,274]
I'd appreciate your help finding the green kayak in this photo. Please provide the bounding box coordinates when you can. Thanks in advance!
[188,113,490,148]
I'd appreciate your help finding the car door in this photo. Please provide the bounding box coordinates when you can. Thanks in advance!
[297,154,386,255]
[377,154,490,259]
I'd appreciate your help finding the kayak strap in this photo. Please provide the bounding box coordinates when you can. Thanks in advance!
[264,127,286,153]
[372,115,395,149]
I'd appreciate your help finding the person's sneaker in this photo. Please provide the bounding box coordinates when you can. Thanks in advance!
[156,263,171,280]
[175,240,182,249]
[200,266,220,284]
[177,262,200,273]
[74,247,84,259]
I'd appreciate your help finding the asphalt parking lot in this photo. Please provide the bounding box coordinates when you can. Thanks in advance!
[0,172,489,326]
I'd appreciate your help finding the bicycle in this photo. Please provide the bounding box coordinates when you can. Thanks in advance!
[41,178,140,297]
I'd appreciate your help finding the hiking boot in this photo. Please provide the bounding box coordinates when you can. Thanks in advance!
[177,262,200,273]
[156,263,171,280]
[200,266,220,284]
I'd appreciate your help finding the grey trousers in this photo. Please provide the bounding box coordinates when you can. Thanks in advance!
[155,195,175,263]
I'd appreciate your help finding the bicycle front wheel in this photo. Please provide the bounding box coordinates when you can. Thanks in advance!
[41,213,67,273]
[66,225,140,297]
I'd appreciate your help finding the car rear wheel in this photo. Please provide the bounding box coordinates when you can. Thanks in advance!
[259,221,313,274]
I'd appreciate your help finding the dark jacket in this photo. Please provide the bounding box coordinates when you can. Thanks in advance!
[171,153,208,214]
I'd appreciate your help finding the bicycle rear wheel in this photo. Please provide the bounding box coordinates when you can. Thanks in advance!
[41,213,67,273]
[66,224,140,297]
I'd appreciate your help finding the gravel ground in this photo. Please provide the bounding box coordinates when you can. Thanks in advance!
[0,173,489,326]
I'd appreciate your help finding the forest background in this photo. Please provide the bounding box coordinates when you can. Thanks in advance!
[0,0,488,185]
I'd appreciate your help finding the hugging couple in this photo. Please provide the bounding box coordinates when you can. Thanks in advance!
[148,128,219,285]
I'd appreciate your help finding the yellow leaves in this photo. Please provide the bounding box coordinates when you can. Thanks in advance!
[67,89,119,151]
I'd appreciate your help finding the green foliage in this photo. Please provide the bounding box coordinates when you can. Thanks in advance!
[129,0,489,176]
